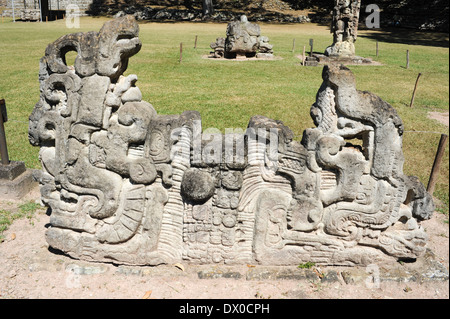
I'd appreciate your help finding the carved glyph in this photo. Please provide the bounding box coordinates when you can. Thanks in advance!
[29,17,434,267]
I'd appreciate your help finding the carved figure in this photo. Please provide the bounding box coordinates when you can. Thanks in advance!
[29,16,434,267]
[325,0,361,57]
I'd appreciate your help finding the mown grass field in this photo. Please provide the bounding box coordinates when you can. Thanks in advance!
[0,17,448,214]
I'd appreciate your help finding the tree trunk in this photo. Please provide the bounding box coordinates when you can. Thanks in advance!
[202,0,214,16]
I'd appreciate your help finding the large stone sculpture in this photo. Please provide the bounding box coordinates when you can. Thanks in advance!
[210,15,274,59]
[29,16,434,267]
[325,0,361,57]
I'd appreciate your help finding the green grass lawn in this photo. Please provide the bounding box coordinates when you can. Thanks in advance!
[0,17,448,214]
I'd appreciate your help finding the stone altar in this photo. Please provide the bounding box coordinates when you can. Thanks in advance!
[29,16,434,267]
[210,15,274,59]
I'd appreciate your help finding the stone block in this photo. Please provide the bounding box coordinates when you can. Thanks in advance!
[0,161,26,180]
[0,164,36,200]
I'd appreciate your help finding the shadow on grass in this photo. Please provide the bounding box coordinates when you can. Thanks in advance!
[359,27,449,48]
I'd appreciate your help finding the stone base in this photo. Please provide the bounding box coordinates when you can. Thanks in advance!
[32,248,448,285]
[235,53,248,60]
[325,42,355,58]
[0,162,37,199]
[318,54,377,65]
[303,55,319,66]
[322,54,376,65]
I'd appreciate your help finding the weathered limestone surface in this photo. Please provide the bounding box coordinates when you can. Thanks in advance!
[20,9,40,21]
[210,15,274,59]
[0,161,36,200]
[325,0,361,57]
[29,16,434,267]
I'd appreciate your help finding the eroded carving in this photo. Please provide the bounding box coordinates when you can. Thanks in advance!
[210,15,274,59]
[29,16,434,267]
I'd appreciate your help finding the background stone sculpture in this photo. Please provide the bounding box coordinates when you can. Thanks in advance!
[210,15,274,59]
[29,16,434,267]
[325,0,361,57]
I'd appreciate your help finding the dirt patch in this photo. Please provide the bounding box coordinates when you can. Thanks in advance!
[428,112,449,127]
[0,185,448,300]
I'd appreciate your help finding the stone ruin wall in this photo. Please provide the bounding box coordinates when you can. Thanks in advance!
[2,0,92,16]
[48,0,92,11]
[28,16,435,267]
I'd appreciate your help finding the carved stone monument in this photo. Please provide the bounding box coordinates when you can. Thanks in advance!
[29,16,434,267]
[210,15,274,59]
[325,0,361,58]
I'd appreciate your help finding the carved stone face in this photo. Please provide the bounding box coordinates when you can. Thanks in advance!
[322,64,356,88]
